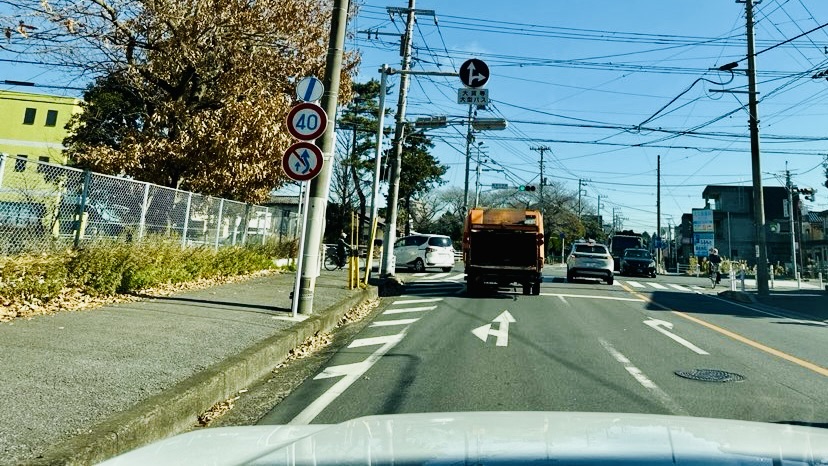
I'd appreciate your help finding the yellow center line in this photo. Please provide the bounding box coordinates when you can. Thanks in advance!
[620,283,828,378]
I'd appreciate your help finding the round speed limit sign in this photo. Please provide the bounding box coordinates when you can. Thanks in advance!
[286,102,328,141]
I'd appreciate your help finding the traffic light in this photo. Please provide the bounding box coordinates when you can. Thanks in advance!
[519,185,536,192]
[799,187,816,202]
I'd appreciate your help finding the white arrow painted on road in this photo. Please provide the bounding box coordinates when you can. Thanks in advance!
[643,318,709,355]
[472,310,516,347]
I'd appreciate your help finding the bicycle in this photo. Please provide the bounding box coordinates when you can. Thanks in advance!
[324,247,348,271]
[709,262,720,289]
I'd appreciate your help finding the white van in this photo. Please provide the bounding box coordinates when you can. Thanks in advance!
[393,234,455,272]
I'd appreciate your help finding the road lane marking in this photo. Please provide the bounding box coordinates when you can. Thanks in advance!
[557,295,569,305]
[620,285,828,378]
[348,334,405,348]
[672,310,828,377]
[540,293,645,302]
[383,305,437,315]
[448,273,466,281]
[392,298,443,305]
[412,272,428,277]
[643,318,709,355]
[599,339,687,415]
[370,318,419,328]
[626,281,646,288]
[647,282,668,290]
[689,285,705,290]
[290,330,407,424]
[668,284,691,292]
[314,361,369,379]
[471,311,515,347]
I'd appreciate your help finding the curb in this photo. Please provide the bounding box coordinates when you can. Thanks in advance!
[718,290,756,303]
[32,286,378,466]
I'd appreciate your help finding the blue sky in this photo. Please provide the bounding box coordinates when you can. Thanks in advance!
[350,0,828,233]
[3,1,828,234]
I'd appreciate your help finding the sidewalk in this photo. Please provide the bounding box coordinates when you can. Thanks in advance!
[0,268,375,466]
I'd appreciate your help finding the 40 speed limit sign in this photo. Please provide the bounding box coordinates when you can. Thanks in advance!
[286,102,327,141]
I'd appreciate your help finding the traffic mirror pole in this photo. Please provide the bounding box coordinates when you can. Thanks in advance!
[297,0,349,315]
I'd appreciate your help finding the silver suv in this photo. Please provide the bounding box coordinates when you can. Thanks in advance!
[566,240,614,285]
[394,234,455,272]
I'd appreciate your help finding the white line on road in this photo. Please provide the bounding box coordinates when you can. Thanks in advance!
[540,293,645,302]
[426,272,451,280]
[690,285,705,290]
[667,284,691,292]
[392,298,443,305]
[348,333,405,348]
[383,305,438,315]
[643,318,709,355]
[648,282,668,290]
[412,272,428,277]
[626,281,646,288]
[448,273,466,281]
[370,318,419,328]
[558,295,569,304]
[291,330,407,424]
[599,339,687,415]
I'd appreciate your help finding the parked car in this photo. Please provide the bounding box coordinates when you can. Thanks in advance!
[0,201,47,254]
[56,201,128,238]
[394,234,455,272]
[566,240,614,285]
[619,248,657,277]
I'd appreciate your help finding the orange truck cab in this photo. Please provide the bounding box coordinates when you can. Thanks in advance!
[463,208,544,296]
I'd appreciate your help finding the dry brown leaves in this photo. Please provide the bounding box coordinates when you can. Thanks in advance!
[338,298,379,327]
[197,389,248,427]
[0,269,279,324]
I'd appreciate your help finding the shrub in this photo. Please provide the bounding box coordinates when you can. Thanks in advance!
[0,251,70,302]
[68,241,131,295]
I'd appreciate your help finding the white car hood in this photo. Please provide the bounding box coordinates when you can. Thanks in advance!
[100,411,828,465]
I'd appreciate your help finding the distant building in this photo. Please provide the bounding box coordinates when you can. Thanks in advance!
[803,210,828,274]
[0,89,81,166]
[677,185,794,267]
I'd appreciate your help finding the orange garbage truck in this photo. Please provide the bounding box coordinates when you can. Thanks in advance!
[463,208,544,296]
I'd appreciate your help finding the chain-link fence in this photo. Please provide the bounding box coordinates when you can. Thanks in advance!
[0,154,299,255]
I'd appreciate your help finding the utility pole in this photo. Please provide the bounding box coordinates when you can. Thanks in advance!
[786,168,798,283]
[463,105,475,214]
[381,0,417,278]
[744,0,770,296]
[531,146,550,214]
[657,155,661,272]
[296,0,350,314]
[474,142,484,207]
[577,179,587,218]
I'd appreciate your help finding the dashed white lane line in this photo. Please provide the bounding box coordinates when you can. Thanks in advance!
[348,334,405,348]
[383,305,438,315]
[392,298,443,305]
[626,281,646,288]
[370,318,419,328]
[648,282,668,290]
[599,339,687,415]
[540,293,645,302]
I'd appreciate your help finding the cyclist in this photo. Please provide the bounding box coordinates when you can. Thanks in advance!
[707,247,722,286]
[336,232,349,268]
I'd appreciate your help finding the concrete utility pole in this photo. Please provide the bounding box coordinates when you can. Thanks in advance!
[577,179,587,217]
[657,155,661,271]
[381,0,417,278]
[462,104,475,214]
[531,146,550,213]
[744,0,770,296]
[363,64,389,285]
[296,0,350,314]
[786,169,798,282]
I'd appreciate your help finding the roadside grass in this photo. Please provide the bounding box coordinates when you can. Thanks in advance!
[0,237,297,322]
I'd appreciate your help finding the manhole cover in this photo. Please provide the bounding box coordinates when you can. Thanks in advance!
[675,369,745,383]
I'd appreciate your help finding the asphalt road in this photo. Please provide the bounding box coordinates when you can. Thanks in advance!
[258,266,828,427]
